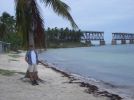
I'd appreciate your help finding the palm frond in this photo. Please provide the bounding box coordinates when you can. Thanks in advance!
[40,0,78,29]
[15,0,29,47]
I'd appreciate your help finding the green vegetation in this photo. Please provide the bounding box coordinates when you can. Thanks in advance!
[8,59,19,61]
[8,54,21,61]
[0,12,22,50]
[46,27,90,48]
[8,54,21,58]
[0,69,25,76]
[0,69,15,76]
[46,27,87,48]
[46,27,82,43]
[48,42,89,48]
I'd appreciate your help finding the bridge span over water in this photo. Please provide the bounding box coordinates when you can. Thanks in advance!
[81,31,105,45]
[111,33,134,45]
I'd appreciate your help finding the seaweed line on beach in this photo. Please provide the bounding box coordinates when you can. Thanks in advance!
[40,60,123,100]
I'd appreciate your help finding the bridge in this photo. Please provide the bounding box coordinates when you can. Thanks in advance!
[111,33,134,45]
[81,31,105,45]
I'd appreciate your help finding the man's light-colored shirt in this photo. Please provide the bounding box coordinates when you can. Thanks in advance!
[31,50,37,64]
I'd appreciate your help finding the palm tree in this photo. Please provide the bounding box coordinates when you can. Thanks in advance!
[15,0,78,49]
[0,12,16,41]
[15,0,78,79]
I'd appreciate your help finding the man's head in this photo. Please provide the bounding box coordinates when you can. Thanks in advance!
[29,45,34,50]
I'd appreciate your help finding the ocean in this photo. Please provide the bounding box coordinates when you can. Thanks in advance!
[39,44,134,100]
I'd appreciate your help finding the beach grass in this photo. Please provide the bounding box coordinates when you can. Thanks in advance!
[8,59,19,61]
[8,54,21,61]
[0,69,15,76]
[0,69,25,76]
[8,54,21,58]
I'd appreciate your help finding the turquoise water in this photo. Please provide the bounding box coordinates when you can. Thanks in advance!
[39,44,134,99]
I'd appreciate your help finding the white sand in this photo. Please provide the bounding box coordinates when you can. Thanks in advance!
[0,52,108,100]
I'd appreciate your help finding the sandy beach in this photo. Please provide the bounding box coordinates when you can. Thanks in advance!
[0,52,121,100]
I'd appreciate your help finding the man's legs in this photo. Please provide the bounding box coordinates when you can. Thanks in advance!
[28,65,36,85]
[29,72,35,84]
[25,68,41,81]
[25,69,30,78]
[25,62,45,83]
[33,64,39,85]
[34,72,38,80]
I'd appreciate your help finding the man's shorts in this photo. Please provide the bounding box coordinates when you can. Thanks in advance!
[28,64,37,72]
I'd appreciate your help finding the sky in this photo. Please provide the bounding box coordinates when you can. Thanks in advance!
[0,0,134,43]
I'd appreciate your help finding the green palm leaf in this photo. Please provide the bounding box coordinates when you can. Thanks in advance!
[40,0,78,29]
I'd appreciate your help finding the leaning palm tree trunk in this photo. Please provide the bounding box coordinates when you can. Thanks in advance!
[15,0,45,48]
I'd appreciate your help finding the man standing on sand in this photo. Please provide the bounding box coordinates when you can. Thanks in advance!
[25,45,39,85]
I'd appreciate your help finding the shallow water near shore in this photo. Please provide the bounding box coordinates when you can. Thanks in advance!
[39,44,134,99]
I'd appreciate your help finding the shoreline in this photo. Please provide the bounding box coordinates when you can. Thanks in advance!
[40,60,122,100]
[39,45,134,100]
[0,52,122,100]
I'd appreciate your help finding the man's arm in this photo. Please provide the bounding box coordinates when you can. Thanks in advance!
[35,51,39,64]
[25,52,28,63]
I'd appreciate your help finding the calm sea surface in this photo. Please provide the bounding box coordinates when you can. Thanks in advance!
[39,44,134,99]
